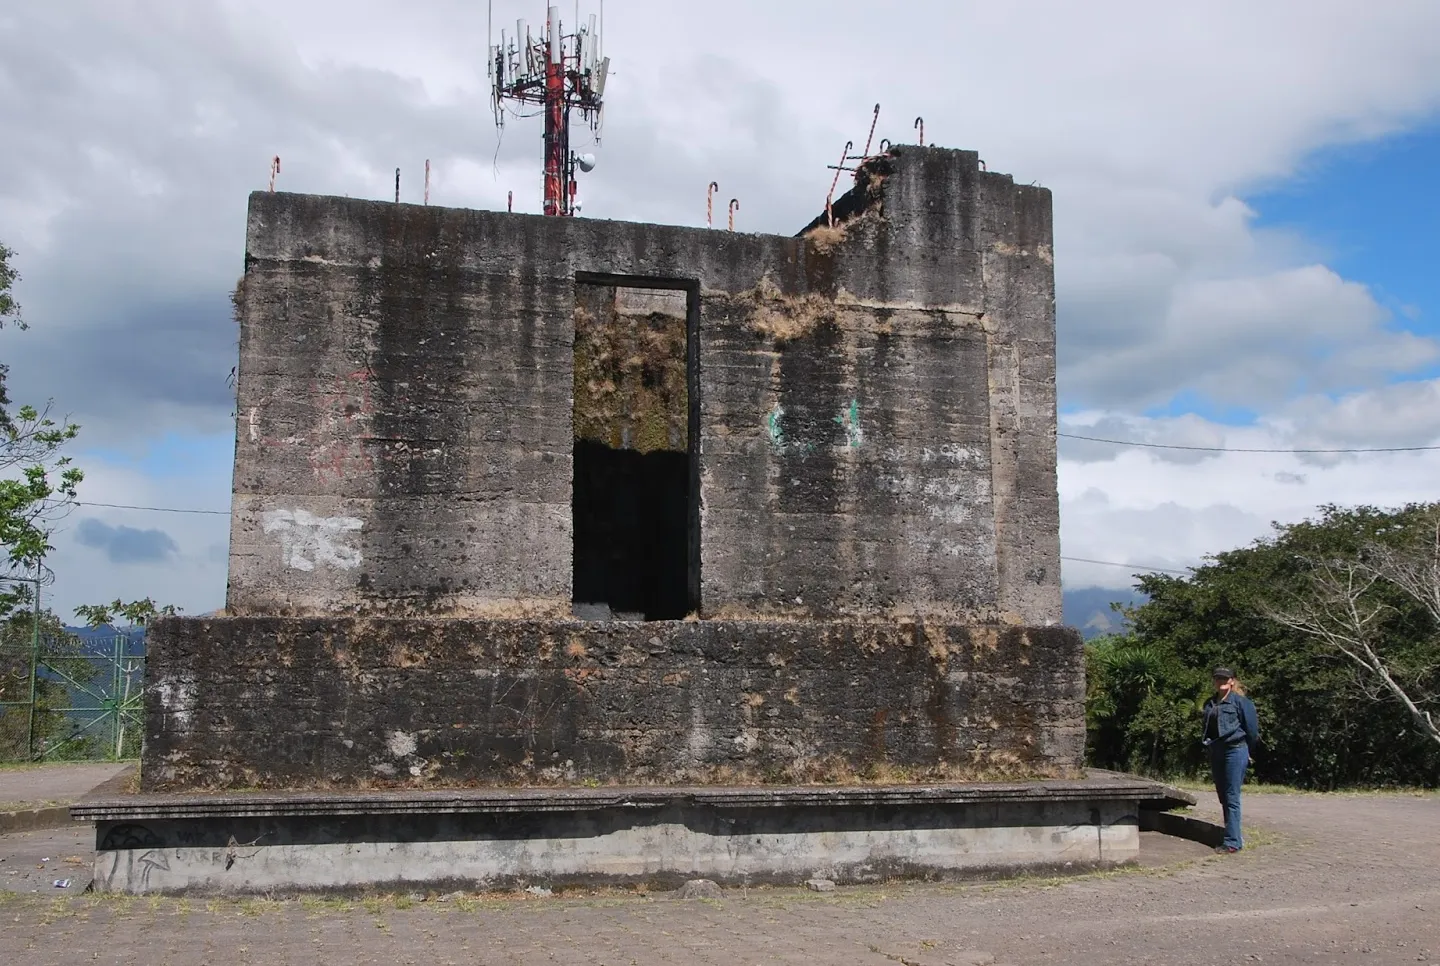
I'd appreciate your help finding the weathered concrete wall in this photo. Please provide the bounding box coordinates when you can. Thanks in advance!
[229,145,1061,624]
[142,617,1084,791]
[88,795,1137,894]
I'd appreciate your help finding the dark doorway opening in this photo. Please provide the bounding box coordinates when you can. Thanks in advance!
[571,277,698,620]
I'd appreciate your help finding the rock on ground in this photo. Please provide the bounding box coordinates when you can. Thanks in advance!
[674,879,723,899]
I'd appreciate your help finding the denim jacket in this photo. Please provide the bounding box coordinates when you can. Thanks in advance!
[1201,693,1259,751]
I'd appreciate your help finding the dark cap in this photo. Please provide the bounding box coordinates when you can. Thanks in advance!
[1212,667,1235,680]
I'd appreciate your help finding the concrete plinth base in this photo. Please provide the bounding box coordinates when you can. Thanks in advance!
[72,774,1192,895]
[142,617,1087,791]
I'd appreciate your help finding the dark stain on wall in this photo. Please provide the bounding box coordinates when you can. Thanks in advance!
[144,616,1085,792]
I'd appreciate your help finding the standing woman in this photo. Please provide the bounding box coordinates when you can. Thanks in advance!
[1201,667,1259,853]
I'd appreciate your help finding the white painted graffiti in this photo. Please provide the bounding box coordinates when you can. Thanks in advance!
[261,509,364,572]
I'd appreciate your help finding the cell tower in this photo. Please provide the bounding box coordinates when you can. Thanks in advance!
[490,3,610,216]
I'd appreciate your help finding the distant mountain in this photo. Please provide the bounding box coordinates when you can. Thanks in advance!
[1062,587,1148,640]
[63,625,146,656]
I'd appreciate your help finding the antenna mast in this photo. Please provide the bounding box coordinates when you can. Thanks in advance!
[490,3,609,216]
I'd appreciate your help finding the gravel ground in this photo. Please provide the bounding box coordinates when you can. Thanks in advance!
[0,790,1436,966]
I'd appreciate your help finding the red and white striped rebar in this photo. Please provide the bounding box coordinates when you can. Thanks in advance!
[825,140,853,227]
[707,181,719,228]
[914,117,924,146]
[860,103,880,158]
[728,198,739,232]
[268,156,281,192]
[424,159,431,205]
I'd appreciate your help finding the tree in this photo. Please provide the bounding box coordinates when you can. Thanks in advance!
[1086,503,1440,788]
[0,242,82,617]
[1086,635,1204,777]
[74,597,181,628]
[1262,511,1440,750]
[0,240,23,426]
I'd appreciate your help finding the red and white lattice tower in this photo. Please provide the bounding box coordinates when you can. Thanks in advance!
[490,3,609,216]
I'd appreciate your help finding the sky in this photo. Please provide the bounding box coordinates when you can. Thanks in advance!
[3,0,1440,619]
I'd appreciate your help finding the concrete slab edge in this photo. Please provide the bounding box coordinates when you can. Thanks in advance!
[72,778,1184,822]
[0,806,78,835]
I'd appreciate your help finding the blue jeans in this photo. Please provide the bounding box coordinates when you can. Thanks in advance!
[1208,742,1249,849]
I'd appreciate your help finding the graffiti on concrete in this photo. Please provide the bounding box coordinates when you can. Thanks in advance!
[261,509,363,572]
[99,823,163,850]
[766,403,786,452]
[834,398,863,448]
[766,399,864,453]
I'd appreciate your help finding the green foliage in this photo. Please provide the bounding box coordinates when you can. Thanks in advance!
[1085,636,1205,777]
[0,241,20,330]
[0,241,24,432]
[0,242,83,616]
[0,605,90,761]
[75,597,180,628]
[1086,503,1440,788]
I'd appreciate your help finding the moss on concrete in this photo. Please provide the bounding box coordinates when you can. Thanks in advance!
[572,290,687,453]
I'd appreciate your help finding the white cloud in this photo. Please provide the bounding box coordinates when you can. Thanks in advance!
[1060,378,1440,589]
[4,0,1440,615]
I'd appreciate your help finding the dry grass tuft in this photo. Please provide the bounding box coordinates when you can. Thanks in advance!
[744,276,836,345]
[804,222,848,254]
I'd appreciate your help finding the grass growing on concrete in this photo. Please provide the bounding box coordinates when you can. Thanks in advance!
[572,298,688,453]
[803,222,848,254]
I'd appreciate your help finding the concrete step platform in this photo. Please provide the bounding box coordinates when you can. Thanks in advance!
[70,772,1194,895]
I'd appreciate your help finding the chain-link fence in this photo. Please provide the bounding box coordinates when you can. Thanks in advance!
[0,581,145,762]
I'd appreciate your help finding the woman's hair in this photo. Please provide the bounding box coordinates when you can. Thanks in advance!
[1227,677,1247,696]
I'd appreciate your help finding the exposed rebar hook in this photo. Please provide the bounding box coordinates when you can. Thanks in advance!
[978,159,986,171]
[914,117,924,146]
[860,103,880,158]
[707,181,719,229]
[879,138,892,153]
[728,198,739,232]
[395,168,401,203]
[268,156,281,192]
[424,159,431,205]
[825,140,854,227]
[508,190,514,212]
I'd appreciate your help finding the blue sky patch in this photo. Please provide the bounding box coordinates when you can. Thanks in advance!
[84,431,234,481]
[1247,120,1440,380]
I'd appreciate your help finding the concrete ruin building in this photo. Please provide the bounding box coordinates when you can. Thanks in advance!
[144,144,1083,792]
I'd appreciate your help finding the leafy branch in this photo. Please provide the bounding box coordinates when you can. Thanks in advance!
[0,241,84,618]
[74,597,181,628]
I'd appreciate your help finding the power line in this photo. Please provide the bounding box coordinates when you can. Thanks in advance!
[1058,432,1440,455]
[1060,555,1191,576]
[78,499,1193,577]
[75,501,229,516]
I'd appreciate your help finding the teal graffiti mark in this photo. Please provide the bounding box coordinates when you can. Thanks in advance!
[766,404,786,451]
[834,398,863,448]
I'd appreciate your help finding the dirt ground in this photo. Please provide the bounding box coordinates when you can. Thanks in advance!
[0,764,130,812]
[1,790,1437,966]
